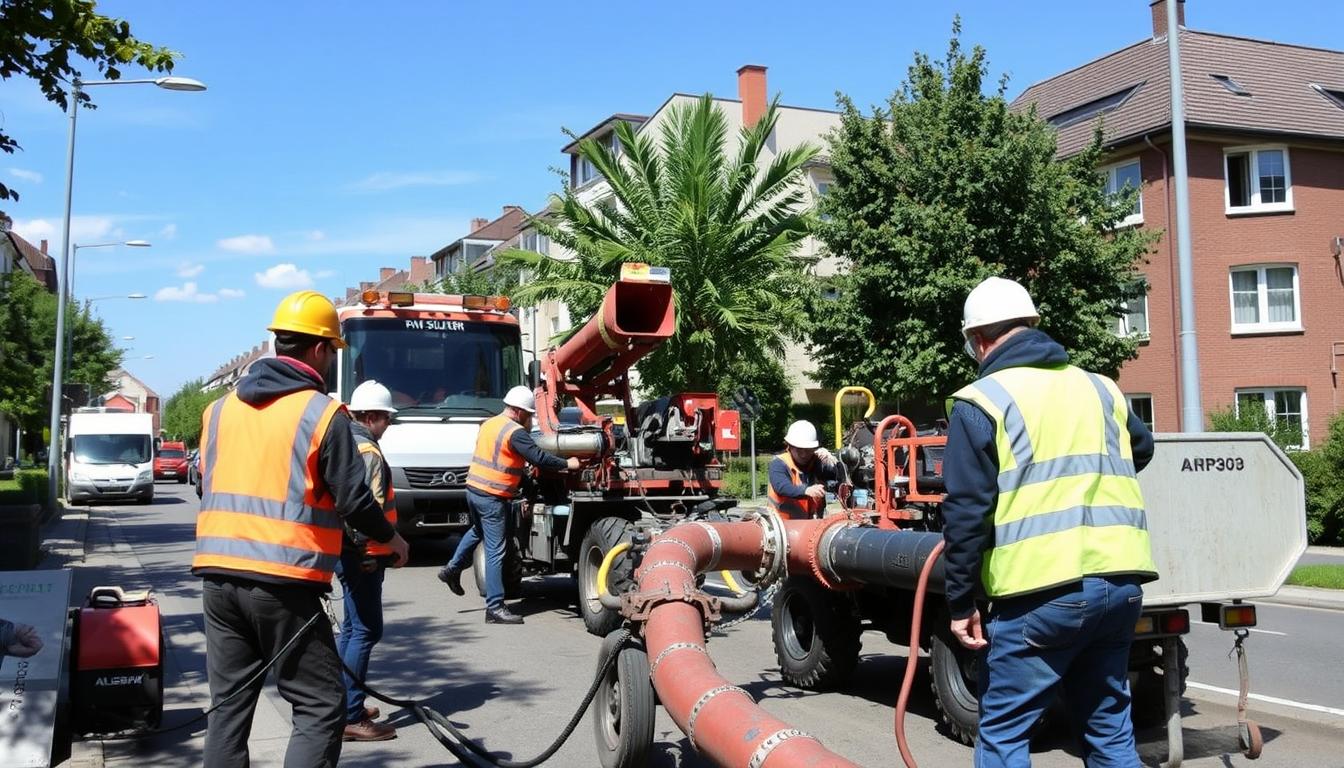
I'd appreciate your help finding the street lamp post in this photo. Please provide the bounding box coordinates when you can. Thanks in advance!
[46,75,205,509]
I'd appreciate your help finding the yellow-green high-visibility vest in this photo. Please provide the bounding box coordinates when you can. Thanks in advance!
[949,364,1158,599]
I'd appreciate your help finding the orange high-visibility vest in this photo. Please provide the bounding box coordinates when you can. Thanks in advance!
[355,435,399,556]
[466,414,526,498]
[768,452,824,520]
[192,389,345,584]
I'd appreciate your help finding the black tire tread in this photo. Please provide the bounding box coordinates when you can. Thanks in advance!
[929,629,979,746]
[578,517,635,637]
[594,636,655,768]
[771,575,861,691]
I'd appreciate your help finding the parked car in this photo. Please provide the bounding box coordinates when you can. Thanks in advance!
[153,441,190,483]
[189,450,203,498]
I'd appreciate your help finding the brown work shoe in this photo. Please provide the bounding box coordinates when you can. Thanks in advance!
[343,718,397,741]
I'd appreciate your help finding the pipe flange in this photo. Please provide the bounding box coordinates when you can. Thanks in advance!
[747,728,817,768]
[749,507,789,590]
[649,641,707,678]
[690,522,723,570]
[638,559,698,582]
[808,516,862,592]
[686,685,752,750]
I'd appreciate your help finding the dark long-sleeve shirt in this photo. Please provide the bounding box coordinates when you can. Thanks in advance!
[510,428,569,472]
[940,329,1155,619]
[768,454,841,497]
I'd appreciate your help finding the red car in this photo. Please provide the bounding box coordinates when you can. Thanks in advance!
[154,441,189,483]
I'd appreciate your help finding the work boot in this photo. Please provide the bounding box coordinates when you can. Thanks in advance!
[438,566,465,597]
[484,606,524,625]
[343,718,396,742]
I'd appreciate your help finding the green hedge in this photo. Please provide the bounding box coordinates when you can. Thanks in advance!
[0,470,47,508]
[722,455,772,500]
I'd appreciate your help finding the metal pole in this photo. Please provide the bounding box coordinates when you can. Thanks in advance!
[1167,0,1203,432]
[748,419,757,499]
[47,84,80,509]
[64,249,77,392]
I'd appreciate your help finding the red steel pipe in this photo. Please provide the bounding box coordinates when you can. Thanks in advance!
[637,519,859,768]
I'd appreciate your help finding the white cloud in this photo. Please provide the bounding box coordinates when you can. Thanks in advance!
[306,230,326,241]
[8,168,43,184]
[218,288,246,299]
[154,282,219,303]
[254,263,313,290]
[217,234,276,254]
[345,170,481,193]
[159,223,178,240]
[314,269,337,279]
[177,262,205,278]
[11,215,118,244]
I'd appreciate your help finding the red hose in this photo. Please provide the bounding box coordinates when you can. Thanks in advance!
[894,538,944,768]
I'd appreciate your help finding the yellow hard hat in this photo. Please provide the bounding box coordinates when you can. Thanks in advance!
[267,290,347,349]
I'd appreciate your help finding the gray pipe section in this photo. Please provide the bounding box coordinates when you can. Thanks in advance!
[820,527,947,594]
[534,431,606,458]
[1166,0,1204,432]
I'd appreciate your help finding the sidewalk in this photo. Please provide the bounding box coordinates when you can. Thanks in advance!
[1264,584,1344,611]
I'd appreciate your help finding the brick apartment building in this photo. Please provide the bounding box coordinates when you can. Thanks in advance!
[1014,0,1344,446]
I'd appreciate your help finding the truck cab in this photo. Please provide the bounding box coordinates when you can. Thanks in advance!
[334,291,522,536]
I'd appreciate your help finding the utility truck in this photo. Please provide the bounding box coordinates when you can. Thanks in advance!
[66,409,156,504]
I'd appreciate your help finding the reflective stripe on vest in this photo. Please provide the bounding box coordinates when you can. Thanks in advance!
[356,437,399,556]
[466,414,526,498]
[193,389,344,584]
[767,452,823,520]
[950,364,1158,598]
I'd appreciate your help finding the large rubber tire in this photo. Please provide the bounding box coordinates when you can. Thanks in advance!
[771,575,861,690]
[593,633,655,768]
[929,628,980,746]
[471,537,523,600]
[578,517,635,637]
[1130,637,1189,729]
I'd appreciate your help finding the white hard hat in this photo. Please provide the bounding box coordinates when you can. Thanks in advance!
[349,380,397,413]
[784,420,820,450]
[503,385,536,414]
[961,276,1039,338]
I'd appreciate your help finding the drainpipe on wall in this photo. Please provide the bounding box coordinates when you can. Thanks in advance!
[1145,134,1183,428]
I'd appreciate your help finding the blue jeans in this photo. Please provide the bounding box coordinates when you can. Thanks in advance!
[447,490,509,610]
[976,576,1144,768]
[335,551,385,724]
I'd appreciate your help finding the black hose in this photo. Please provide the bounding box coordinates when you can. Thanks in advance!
[344,627,632,768]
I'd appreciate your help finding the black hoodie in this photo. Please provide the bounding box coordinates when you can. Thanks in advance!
[940,329,1155,618]
[195,358,395,588]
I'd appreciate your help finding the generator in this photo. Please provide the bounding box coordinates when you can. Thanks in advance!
[71,586,164,734]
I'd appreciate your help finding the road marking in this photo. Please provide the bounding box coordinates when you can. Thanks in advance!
[1190,620,1287,637]
[1187,682,1344,718]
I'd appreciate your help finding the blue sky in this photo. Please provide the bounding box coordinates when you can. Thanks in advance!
[1,0,1339,399]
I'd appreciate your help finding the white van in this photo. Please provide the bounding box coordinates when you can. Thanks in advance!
[66,410,155,504]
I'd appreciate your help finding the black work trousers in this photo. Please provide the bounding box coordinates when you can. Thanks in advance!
[202,576,344,768]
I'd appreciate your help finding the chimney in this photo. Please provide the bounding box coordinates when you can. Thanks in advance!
[737,65,768,127]
[40,239,48,254]
[379,267,395,282]
[411,256,427,267]
[360,281,373,291]
[346,287,358,301]
[1150,0,1185,40]
[470,217,489,233]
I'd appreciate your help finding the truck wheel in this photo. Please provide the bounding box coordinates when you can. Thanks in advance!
[593,632,655,768]
[929,628,979,746]
[578,517,635,637]
[1129,637,1189,728]
[472,538,523,600]
[771,575,861,690]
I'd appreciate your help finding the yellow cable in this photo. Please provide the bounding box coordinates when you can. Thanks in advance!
[720,570,746,594]
[596,541,632,597]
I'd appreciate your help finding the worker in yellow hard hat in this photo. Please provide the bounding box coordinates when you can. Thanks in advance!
[193,289,410,766]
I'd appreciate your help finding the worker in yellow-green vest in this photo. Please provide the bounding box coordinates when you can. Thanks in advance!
[942,276,1158,768]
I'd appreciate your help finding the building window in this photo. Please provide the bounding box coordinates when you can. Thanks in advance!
[1225,146,1292,213]
[1115,280,1149,339]
[1236,388,1307,448]
[1103,160,1143,226]
[574,156,599,188]
[1125,394,1155,431]
[1229,265,1300,333]
[1047,84,1141,129]
[521,231,549,256]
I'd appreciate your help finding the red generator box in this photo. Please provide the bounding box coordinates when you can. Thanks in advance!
[72,586,164,734]
[716,409,742,452]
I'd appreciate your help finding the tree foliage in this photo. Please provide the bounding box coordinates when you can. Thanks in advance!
[419,260,521,298]
[0,0,179,201]
[160,378,216,447]
[0,270,120,436]
[1207,404,1303,452]
[717,356,794,451]
[1287,415,1344,545]
[505,94,819,393]
[808,21,1158,404]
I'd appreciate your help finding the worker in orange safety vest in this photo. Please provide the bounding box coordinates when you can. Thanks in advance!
[767,420,842,519]
[193,290,409,768]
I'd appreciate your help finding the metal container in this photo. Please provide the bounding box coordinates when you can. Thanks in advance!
[534,432,606,458]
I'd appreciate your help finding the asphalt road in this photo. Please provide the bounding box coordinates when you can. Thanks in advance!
[68,484,1344,767]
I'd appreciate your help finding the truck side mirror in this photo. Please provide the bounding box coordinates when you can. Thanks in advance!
[528,359,541,389]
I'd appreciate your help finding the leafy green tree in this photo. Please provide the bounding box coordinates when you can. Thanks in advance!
[160,378,216,447]
[717,357,793,451]
[505,94,819,393]
[0,0,179,201]
[0,270,121,446]
[808,22,1158,405]
[1207,404,1303,452]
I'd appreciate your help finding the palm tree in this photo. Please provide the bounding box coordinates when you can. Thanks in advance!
[506,94,820,393]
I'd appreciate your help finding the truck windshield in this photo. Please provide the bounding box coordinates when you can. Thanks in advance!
[72,435,153,465]
[341,317,522,414]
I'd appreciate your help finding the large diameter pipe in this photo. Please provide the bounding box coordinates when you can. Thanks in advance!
[552,279,675,386]
[821,527,946,593]
[533,431,606,458]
